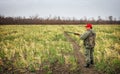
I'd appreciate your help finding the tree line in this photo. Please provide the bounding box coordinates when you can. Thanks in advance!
[0,15,120,25]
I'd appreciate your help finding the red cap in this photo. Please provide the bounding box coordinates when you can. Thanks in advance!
[85,23,92,28]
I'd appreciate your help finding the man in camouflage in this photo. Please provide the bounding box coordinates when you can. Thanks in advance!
[75,24,96,68]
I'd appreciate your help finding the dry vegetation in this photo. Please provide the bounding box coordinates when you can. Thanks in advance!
[0,25,120,74]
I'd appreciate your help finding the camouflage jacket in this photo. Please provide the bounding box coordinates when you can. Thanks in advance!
[80,29,96,48]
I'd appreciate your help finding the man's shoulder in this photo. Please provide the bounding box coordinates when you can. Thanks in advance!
[89,29,96,37]
[89,29,96,34]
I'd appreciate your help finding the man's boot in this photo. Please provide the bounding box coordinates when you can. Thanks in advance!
[91,60,94,65]
[84,63,90,68]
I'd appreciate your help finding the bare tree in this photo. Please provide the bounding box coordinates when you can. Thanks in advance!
[108,16,113,24]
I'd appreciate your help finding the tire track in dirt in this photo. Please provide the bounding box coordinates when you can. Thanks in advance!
[64,31,102,74]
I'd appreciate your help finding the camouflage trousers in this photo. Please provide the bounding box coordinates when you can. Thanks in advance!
[84,48,94,64]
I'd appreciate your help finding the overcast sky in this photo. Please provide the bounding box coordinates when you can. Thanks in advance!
[0,0,120,19]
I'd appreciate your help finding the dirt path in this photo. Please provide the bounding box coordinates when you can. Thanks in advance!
[64,32,102,74]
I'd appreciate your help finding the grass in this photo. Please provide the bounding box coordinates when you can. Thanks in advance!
[0,25,120,74]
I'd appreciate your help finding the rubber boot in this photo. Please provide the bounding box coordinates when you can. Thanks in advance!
[91,60,94,65]
[84,63,90,68]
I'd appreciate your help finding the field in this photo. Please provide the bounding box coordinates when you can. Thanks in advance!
[0,25,120,74]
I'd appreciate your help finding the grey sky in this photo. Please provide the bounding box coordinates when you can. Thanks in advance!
[0,0,120,19]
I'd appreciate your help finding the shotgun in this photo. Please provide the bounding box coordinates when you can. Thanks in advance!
[64,31,80,36]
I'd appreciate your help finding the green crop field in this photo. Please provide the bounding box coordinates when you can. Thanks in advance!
[0,25,120,74]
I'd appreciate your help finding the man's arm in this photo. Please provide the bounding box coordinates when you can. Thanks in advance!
[80,31,90,40]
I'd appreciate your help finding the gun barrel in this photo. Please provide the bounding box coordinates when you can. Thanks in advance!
[64,31,80,36]
[64,31,74,34]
